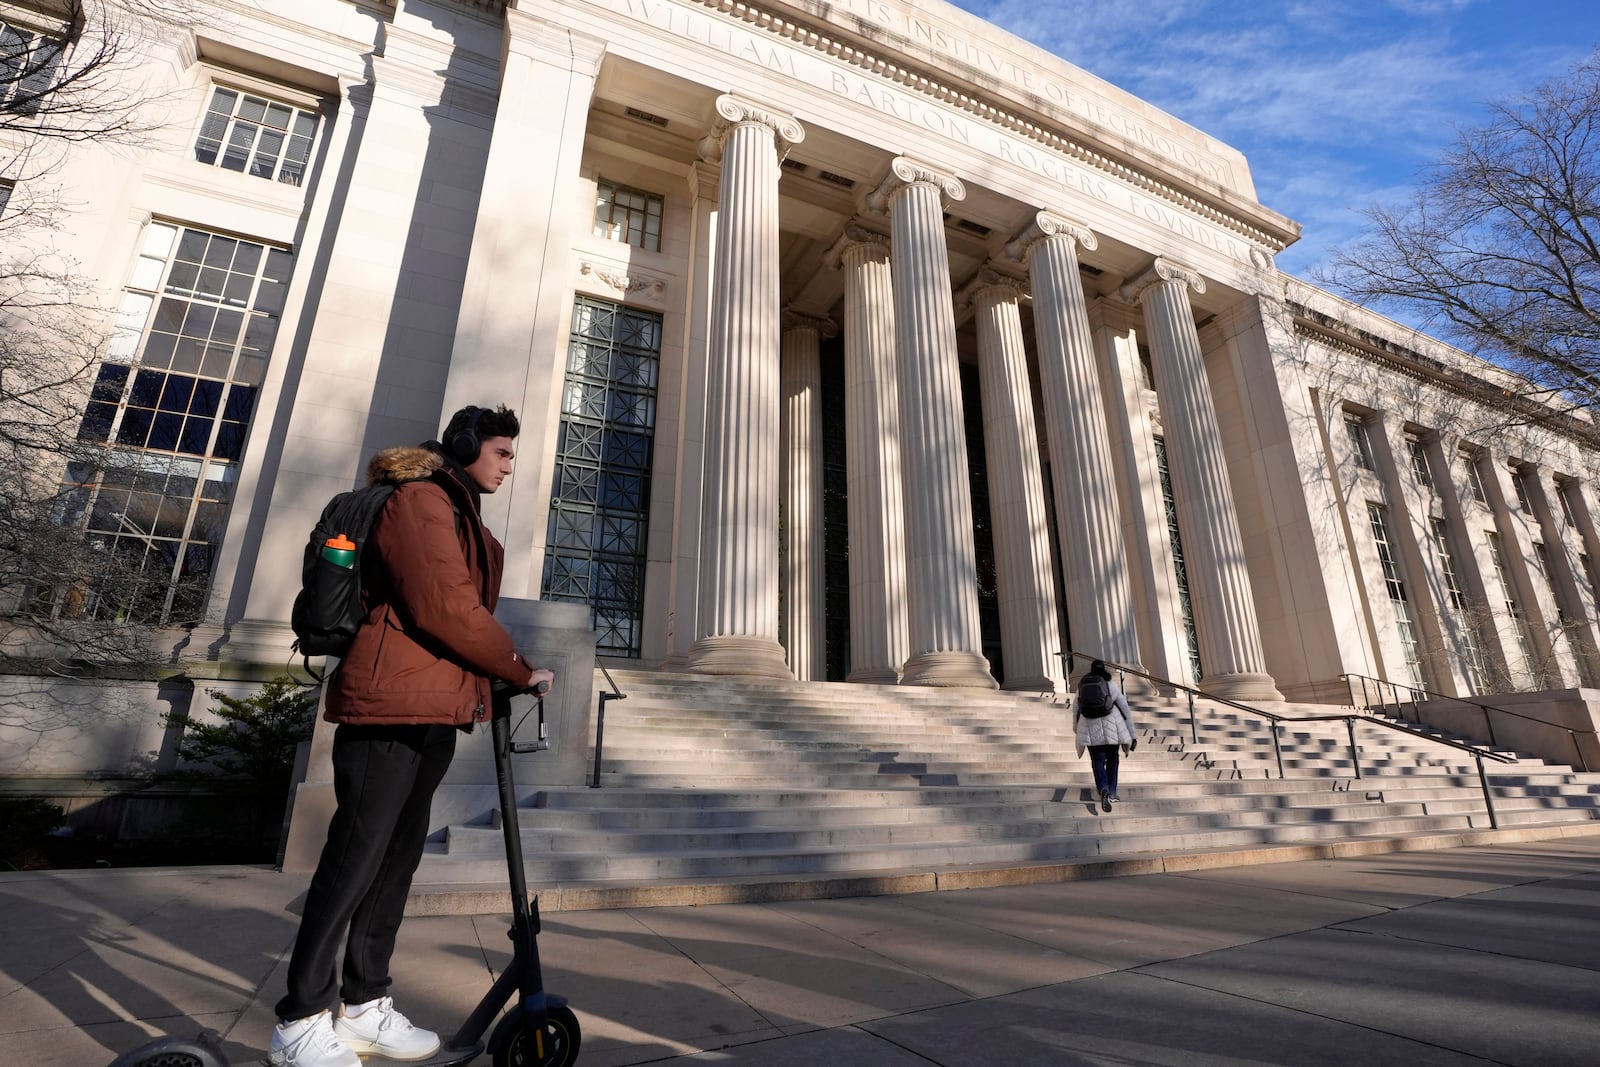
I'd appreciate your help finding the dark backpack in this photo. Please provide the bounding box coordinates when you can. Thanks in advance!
[1077,673,1113,718]
[290,484,397,671]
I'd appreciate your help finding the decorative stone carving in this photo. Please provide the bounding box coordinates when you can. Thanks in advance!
[578,261,667,297]
[866,156,966,214]
[1003,210,1097,263]
[696,93,805,163]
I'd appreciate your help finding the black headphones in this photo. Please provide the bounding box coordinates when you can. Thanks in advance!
[448,406,486,463]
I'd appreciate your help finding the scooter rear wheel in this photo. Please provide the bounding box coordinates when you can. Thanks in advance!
[489,1004,581,1066]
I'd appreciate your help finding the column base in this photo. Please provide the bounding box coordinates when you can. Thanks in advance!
[900,651,999,689]
[1198,671,1285,703]
[1001,674,1058,694]
[848,666,901,685]
[685,635,795,679]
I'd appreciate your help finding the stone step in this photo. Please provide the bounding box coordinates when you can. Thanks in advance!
[413,671,1600,910]
[446,800,1453,857]
[418,812,1482,885]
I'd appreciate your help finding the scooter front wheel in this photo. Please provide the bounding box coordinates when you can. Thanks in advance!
[489,1004,581,1067]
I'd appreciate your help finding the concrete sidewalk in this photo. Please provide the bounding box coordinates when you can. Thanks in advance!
[3,836,1599,1067]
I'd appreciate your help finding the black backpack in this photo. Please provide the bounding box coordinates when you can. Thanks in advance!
[290,484,397,673]
[1078,673,1113,718]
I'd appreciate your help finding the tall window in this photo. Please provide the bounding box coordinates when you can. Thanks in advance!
[1431,517,1488,693]
[1405,433,1433,488]
[1512,468,1533,512]
[1344,413,1375,470]
[1154,436,1202,683]
[0,178,13,216]
[593,179,663,252]
[1368,503,1424,688]
[1,19,63,116]
[1487,531,1536,679]
[1462,450,1488,504]
[193,86,320,187]
[1557,482,1578,526]
[542,297,661,657]
[59,222,292,623]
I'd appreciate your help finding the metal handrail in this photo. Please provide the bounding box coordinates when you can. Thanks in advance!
[1063,650,1515,828]
[589,664,627,789]
[1342,671,1593,773]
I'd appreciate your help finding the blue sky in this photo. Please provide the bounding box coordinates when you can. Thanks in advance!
[947,1,1600,280]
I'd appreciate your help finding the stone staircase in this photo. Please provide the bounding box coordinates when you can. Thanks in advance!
[409,670,1600,911]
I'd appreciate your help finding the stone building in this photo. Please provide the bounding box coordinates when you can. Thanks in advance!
[3,0,1599,803]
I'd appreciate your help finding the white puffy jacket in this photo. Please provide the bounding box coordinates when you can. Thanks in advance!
[1074,677,1135,748]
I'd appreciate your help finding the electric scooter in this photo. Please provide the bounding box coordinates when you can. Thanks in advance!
[110,681,580,1067]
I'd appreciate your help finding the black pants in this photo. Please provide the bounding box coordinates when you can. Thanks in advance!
[275,723,457,1021]
[1088,744,1121,795]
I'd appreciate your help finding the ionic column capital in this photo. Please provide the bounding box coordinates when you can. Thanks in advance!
[697,93,805,163]
[866,156,966,213]
[822,218,890,270]
[1004,210,1097,262]
[1121,258,1207,304]
[782,309,839,338]
[956,265,1030,309]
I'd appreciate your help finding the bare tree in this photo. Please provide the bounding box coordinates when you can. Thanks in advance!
[1319,50,1600,418]
[1,2,201,668]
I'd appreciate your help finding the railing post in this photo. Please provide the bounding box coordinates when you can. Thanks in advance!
[589,691,611,788]
[1410,686,1421,723]
[1476,753,1499,829]
[1271,722,1284,779]
[1188,691,1197,745]
[1345,717,1362,779]
[1359,674,1371,709]
[1572,730,1589,774]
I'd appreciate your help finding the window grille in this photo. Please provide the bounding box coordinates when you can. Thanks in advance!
[1487,531,1536,679]
[1405,434,1433,488]
[593,179,663,252]
[1155,436,1202,683]
[193,87,320,187]
[1344,413,1375,471]
[1368,503,1424,688]
[1512,468,1533,512]
[542,297,661,657]
[0,178,13,216]
[59,222,292,624]
[1431,517,1488,693]
[1463,450,1488,504]
[0,20,64,116]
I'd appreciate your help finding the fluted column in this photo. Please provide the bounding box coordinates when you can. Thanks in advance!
[781,311,834,681]
[685,95,803,678]
[868,157,996,688]
[823,222,909,684]
[957,267,1064,692]
[1009,213,1145,688]
[1122,260,1282,701]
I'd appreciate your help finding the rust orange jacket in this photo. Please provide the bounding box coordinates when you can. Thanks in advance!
[326,446,535,726]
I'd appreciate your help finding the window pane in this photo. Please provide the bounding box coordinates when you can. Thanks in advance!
[220,123,255,171]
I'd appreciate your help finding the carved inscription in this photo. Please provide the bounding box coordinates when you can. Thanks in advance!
[623,0,797,76]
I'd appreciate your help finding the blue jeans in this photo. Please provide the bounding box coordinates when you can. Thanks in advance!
[1088,744,1121,795]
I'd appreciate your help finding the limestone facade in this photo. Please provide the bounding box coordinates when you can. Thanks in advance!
[5,0,1600,786]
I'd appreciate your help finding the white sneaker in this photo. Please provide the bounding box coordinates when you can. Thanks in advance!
[268,1012,360,1067]
[334,996,441,1061]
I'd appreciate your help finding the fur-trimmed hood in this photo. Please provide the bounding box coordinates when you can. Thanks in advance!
[366,445,444,486]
